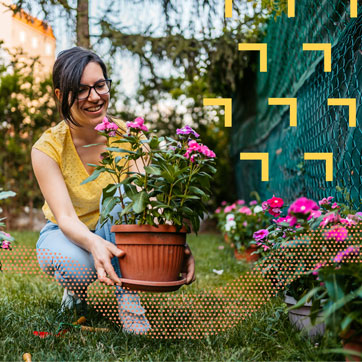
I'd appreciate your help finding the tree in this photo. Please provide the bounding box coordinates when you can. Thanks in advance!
[0,45,58,228]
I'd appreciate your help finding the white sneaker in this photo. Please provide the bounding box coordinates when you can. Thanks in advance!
[60,288,86,314]
[117,293,151,335]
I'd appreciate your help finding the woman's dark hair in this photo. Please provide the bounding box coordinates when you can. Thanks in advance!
[52,47,109,127]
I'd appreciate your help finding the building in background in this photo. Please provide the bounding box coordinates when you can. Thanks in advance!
[0,0,56,76]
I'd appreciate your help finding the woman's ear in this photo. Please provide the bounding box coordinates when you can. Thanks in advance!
[54,88,62,101]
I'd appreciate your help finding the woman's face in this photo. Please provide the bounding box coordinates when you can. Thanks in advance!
[70,61,110,128]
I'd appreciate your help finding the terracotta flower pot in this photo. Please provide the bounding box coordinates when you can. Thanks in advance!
[284,294,325,338]
[342,330,362,362]
[111,224,187,292]
[234,245,259,262]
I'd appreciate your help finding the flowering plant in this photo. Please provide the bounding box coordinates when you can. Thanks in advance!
[82,117,216,233]
[253,195,362,300]
[0,189,15,271]
[214,198,268,252]
[292,245,362,340]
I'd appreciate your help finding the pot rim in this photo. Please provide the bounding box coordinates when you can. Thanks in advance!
[111,224,188,233]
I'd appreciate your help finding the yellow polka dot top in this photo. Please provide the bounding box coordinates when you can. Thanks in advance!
[32,119,131,230]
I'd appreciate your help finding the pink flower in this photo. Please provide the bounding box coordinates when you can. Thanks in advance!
[126,117,149,132]
[275,215,297,227]
[253,229,269,240]
[249,200,258,206]
[331,202,340,209]
[95,117,119,134]
[267,196,284,208]
[237,200,245,205]
[224,205,236,213]
[325,225,348,242]
[242,221,248,227]
[307,210,322,220]
[288,197,319,216]
[269,207,281,217]
[262,201,269,211]
[312,261,326,275]
[184,140,216,161]
[221,201,227,206]
[215,207,221,214]
[1,240,11,249]
[320,213,339,227]
[333,246,359,263]
[238,206,252,215]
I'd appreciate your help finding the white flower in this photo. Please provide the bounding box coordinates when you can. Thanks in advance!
[254,205,263,213]
[225,220,236,231]
[226,214,235,222]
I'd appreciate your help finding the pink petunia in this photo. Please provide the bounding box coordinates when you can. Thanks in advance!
[215,207,221,214]
[238,206,252,215]
[325,225,348,242]
[221,201,227,206]
[95,117,119,134]
[126,117,149,132]
[237,200,245,205]
[288,197,319,216]
[262,201,269,211]
[253,229,269,241]
[274,215,297,227]
[267,196,284,208]
[269,207,281,217]
[333,245,360,263]
[249,200,258,206]
[307,210,322,221]
[320,213,339,227]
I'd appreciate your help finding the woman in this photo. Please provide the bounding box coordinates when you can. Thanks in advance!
[32,47,195,334]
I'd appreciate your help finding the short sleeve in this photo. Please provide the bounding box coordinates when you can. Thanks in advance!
[32,129,61,166]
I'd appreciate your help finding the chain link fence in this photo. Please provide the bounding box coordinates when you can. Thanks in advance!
[231,0,362,208]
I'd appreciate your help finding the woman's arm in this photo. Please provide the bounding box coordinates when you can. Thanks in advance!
[31,148,124,286]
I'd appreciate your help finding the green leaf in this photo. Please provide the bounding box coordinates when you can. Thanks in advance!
[80,168,104,185]
[131,191,149,213]
[100,197,119,220]
[106,147,137,154]
[81,143,103,148]
[188,186,207,197]
[144,165,162,175]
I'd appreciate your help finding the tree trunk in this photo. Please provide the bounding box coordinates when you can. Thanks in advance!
[76,0,90,48]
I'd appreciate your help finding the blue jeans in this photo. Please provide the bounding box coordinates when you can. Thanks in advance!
[36,189,144,315]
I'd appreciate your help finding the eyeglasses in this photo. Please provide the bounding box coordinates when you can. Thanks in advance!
[77,79,112,100]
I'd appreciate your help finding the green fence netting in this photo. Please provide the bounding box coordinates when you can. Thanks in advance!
[231,0,362,209]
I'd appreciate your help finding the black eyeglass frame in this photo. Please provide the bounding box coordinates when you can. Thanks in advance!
[76,79,112,100]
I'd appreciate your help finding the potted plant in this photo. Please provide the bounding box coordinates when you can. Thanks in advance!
[0,189,15,272]
[253,195,361,336]
[304,243,362,361]
[214,198,267,262]
[82,118,216,291]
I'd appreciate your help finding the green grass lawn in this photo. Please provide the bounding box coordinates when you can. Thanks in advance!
[0,231,343,361]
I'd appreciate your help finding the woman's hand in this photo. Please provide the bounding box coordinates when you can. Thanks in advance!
[89,235,125,286]
[181,244,195,284]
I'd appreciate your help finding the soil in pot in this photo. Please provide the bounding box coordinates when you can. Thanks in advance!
[234,245,259,262]
[284,294,325,338]
[111,224,187,292]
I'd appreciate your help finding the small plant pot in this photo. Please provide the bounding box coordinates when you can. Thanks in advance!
[224,233,230,244]
[234,245,259,262]
[341,330,362,362]
[111,224,187,292]
[284,294,325,338]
